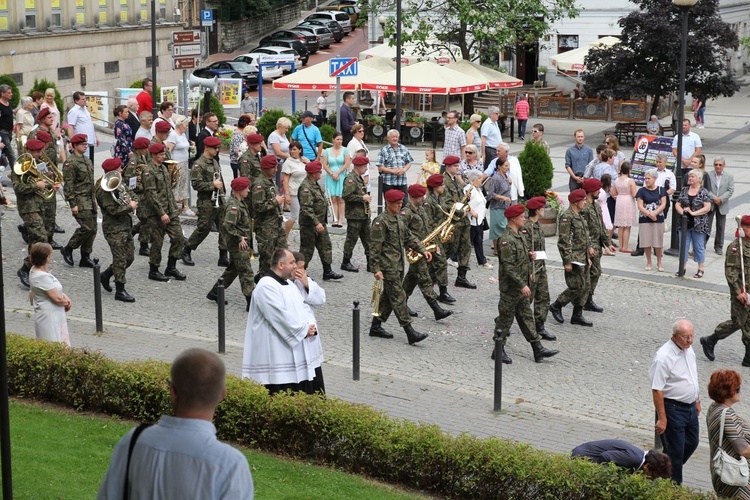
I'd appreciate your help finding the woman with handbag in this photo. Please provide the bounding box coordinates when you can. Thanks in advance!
[465,170,490,269]
[707,369,750,497]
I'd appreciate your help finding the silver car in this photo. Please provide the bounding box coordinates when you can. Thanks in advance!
[294,25,334,49]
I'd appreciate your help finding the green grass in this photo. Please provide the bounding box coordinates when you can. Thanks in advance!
[9,400,425,499]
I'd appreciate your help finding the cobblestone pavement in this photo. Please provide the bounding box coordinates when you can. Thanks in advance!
[2,81,749,492]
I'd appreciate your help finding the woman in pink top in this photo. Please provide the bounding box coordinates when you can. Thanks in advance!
[39,88,61,138]
[514,94,530,140]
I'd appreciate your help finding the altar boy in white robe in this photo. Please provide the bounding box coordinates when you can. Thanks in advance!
[292,251,326,394]
[242,248,320,394]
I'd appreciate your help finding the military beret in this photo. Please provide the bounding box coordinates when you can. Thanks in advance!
[526,196,546,210]
[504,204,525,219]
[247,133,264,144]
[148,143,165,154]
[36,130,52,143]
[133,137,151,150]
[102,158,123,172]
[69,134,88,145]
[426,174,444,188]
[154,120,172,133]
[742,215,750,226]
[25,139,45,151]
[305,161,322,173]
[384,189,405,203]
[261,155,278,169]
[568,189,586,203]
[37,107,50,121]
[443,155,460,166]
[407,184,427,198]
[231,177,250,191]
[583,178,602,193]
[203,136,221,148]
[352,156,369,166]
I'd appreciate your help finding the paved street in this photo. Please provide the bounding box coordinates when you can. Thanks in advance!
[2,73,749,492]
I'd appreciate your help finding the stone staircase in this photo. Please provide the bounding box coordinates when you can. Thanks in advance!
[472,85,564,113]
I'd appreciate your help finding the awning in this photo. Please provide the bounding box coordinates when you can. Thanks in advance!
[550,36,620,72]
[449,60,522,89]
[272,57,395,91]
[359,42,463,66]
[359,60,487,95]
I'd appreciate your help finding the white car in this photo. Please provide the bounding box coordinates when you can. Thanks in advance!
[231,53,284,81]
[305,11,351,34]
[247,46,302,72]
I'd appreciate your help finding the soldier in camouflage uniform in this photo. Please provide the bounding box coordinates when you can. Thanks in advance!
[401,183,453,321]
[424,174,456,304]
[298,161,342,281]
[239,133,264,184]
[369,189,431,345]
[442,155,477,289]
[13,139,59,288]
[252,154,287,277]
[207,176,255,311]
[549,189,595,327]
[182,136,227,267]
[151,120,173,158]
[523,196,557,341]
[700,215,750,365]
[140,143,186,282]
[581,178,616,313]
[95,158,138,303]
[61,134,97,268]
[341,156,371,272]
[123,137,152,256]
[493,204,559,364]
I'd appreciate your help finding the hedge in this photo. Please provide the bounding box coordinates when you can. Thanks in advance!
[6,335,708,499]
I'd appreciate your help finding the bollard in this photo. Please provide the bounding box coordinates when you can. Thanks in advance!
[352,301,360,381]
[93,258,103,333]
[493,337,503,412]
[509,117,515,143]
[217,277,226,354]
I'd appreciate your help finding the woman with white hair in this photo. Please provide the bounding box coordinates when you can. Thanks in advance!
[465,114,483,162]
[646,115,661,135]
[268,116,291,164]
[675,168,712,278]
[465,170,491,268]
[166,117,193,216]
[636,168,667,271]
[15,97,35,136]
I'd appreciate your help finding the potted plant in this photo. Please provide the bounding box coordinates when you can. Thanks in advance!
[537,65,548,85]
[367,114,384,126]
[518,140,555,234]
[404,113,420,127]
[538,191,566,237]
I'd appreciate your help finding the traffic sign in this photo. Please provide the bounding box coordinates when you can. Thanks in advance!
[172,30,201,45]
[173,57,200,70]
[172,44,201,57]
[329,57,358,77]
[201,9,213,27]
[259,55,296,64]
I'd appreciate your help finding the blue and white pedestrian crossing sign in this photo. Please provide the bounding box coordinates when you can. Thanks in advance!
[329,58,358,77]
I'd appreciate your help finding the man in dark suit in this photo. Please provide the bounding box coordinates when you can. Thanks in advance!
[194,112,218,162]
[572,439,671,479]
[706,157,735,255]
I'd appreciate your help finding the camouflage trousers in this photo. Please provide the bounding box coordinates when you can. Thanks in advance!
[493,291,541,346]
[20,211,46,267]
[444,223,471,269]
[713,294,750,346]
[531,264,550,324]
[67,208,97,253]
[134,209,150,244]
[42,196,57,241]
[149,216,185,267]
[255,217,287,276]
[428,242,448,287]
[220,247,255,298]
[299,218,332,267]
[556,264,590,307]
[588,249,602,297]
[186,199,226,251]
[343,218,370,262]
[403,257,437,301]
[377,270,411,327]
[103,230,135,284]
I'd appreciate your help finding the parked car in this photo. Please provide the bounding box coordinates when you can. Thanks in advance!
[259,29,319,54]
[259,38,310,65]
[305,11,351,34]
[246,46,302,72]
[192,62,258,91]
[299,19,344,43]
[293,25,335,49]
[317,4,358,25]
[231,54,285,81]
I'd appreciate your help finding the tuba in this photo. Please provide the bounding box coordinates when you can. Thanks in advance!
[13,153,57,200]
[164,160,180,187]
[100,171,131,206]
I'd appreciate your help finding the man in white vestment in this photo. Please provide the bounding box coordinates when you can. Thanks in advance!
[292,251,326,393]
[242,248,319,394]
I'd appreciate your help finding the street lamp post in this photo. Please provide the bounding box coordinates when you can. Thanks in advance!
[395,0,402,135]
[664,0,698,278]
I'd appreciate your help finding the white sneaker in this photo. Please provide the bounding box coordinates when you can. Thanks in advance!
[481,262,493,269]
[447,260,458,268]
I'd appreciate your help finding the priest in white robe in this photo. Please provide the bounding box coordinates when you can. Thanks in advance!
[242,248,318,394]
[292,251,326,394]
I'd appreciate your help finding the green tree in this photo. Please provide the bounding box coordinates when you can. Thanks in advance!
[582,0,739,115]
[27,78,63,112]
[0,76,20,108]
[518,141,553,199]
[256,109,299,138]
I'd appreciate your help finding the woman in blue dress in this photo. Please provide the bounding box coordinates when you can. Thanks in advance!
[321,132,351,227]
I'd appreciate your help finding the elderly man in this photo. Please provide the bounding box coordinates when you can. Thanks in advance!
[480,106,502,168]
[134,111,153,141]
[565,129,593,191]
[376,129,413,204]
[706,157,734,255]
[66,91,99,162]
[442,110,466,160]
[126,97,141,134]
[649,319,700,485]
[291,110,323,161]
[98,348,254,499]
[483,143,524,204]
[671,119,702,170]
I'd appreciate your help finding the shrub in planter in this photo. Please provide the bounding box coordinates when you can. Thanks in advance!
[518,140,553,199]
[320,124,337,144]
[256,109,298,138]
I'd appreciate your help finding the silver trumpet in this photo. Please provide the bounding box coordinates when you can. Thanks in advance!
[100,171,131,206]
[211,172,225,208]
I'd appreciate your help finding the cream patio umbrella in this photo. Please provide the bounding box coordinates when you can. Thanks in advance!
[550,36,621,72]
[359,60,487,94]
[449,60,523,89]
[359,42,463,66]
[272,56,395,91]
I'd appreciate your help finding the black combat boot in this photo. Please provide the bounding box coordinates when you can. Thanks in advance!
[407,306,419,317]
[322,263,343,281]
[217,249,230,267]
[549,300,564,324]
[583,295,604,313]
[139,242,150,256]
[17,224,29,244]
[403,323,428,345]
[570,306,593,327]
[100,266,113,293]
[246,295,252,312]
[17,264,30,288]
[454,268,477,289]
[366,257,372,273]
[369,318,393,339]
[48,238,62,250]
[165,258,186,280]
[536,321,556,341]
[181,244,195,266]
[490,333,512,364]
[437,285,456,304]
[743,345,750,367]
[340,259,358,272]
[54,224,65,234]
[206,281,228,304]
[79,252,94,268]
[700,334,719,362]
[148,264,169,282]
[60,245,75,266]
[114,282,136,303]
[428,298,453,321]
[531,341,560,363]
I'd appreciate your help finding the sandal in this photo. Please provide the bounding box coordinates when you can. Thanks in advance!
[644,265,652,271]
[658,266,664,272]
[693,270,704,279]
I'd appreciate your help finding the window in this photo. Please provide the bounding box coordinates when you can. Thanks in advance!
[58,66,75,80]
[75,0,86,26]
[51,0,62,28]
[0,0,8,32]
[119,0,128,23]
[159,0,166,19]
[105,61,119,74]
[25,0,36,30]
[558,35,579,54]
[98,0,107,24]
[8,73,22,86]
[146,56,159,68]
[140,0,147,22]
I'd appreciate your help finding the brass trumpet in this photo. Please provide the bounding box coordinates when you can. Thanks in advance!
[371,278,383,317]
[100,171,131,206]
[211,172,225,208]
[13,153,57,200]
[164,160,180,188]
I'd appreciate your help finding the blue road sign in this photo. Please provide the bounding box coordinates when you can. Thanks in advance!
[329,57,358,78]
[201,9,213,21]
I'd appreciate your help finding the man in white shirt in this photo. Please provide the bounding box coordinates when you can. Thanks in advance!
[481,143,524,203]
[316,91,328,122]
[480,106,502,168]
[649,319,700,485]
[671,119,702,170]
[97,348,254,499]
[66,91,99,162]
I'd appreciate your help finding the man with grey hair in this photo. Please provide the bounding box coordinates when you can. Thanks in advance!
[480,106,502,168]
[482,143,524,204]
[706,156,734,255]
[376,129,412,205]
[126,97,141,134]
[97,348,254,499]
[0,84,15,167]
[134,111,153,141]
